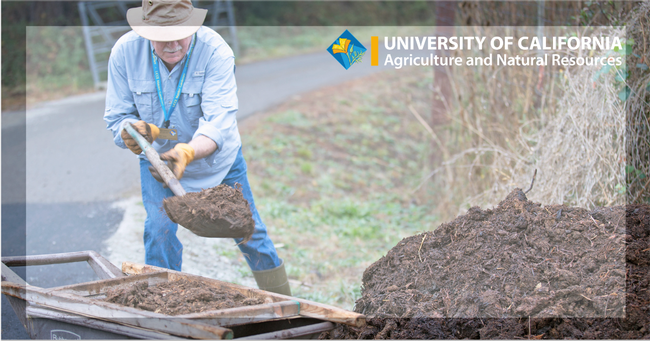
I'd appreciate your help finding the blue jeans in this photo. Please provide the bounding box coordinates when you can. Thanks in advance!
[139,148,281,271]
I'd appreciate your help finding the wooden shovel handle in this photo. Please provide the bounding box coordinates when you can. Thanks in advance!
[123,123,186,196]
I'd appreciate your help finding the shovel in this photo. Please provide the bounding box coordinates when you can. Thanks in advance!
[123,123,254,241]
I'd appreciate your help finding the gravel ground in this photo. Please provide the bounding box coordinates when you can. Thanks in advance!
[103,196,257,288]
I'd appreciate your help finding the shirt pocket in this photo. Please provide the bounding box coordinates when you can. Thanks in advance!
[182,81,203,126]
[128,79,157,122]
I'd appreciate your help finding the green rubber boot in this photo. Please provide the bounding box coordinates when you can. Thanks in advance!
[252,260,292,296]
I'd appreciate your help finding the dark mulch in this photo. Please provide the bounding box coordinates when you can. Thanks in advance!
[104,278,264,315]
[163,184,255,240]
[321,190,649,339]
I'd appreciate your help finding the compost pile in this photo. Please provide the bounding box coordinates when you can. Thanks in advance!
[163,184,255,241]
[322,189,650,339]
[104,278,264,315]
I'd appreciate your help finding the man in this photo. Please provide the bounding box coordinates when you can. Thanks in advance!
[103,0,290,296]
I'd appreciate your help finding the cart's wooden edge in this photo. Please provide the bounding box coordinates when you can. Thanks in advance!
[122,261,367,328]
[176,300,300,319]
[51,270,169,294]
[2,281,235,340]
[176,300,302,327]
[26,306,184,340]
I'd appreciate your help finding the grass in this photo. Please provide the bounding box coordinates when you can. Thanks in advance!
[238,67,439,310]
[25,26,96,106]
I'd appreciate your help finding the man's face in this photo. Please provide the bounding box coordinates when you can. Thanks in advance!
[152,36,193,68]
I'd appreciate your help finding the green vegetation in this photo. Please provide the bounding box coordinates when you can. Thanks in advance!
[233,2,436,27]
[25,27,94,105]
[237,26,344,64]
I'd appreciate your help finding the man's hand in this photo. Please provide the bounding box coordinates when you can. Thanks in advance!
[149,143,195,182]
[121,121,160,154]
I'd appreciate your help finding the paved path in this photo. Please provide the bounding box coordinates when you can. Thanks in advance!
[1,49,397,338]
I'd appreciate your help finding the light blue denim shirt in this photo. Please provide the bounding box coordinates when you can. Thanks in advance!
[104,27,241,193]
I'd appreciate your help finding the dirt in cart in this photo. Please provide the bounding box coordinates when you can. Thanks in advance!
[321,190,650,339]
[163,184,255,241]
[105,278,265,315]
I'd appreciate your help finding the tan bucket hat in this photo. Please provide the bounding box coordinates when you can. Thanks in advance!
[127,0,207,42]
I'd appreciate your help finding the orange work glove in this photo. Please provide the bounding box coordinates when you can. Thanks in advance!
[149,143,195,182]
[120,121,160,154]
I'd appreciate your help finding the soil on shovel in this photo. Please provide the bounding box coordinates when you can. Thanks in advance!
[104,278,265,315]
[321,189,650,339]
[163,184,255,241]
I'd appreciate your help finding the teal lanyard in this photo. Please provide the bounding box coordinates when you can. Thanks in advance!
[151,34,196,128]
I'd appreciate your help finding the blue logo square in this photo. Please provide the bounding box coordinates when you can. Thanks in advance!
[327,30,366,70]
